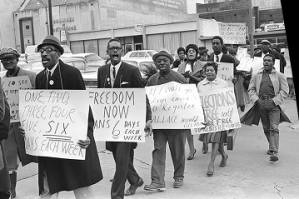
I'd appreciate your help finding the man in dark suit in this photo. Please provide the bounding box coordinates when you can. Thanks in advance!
[97,38,151,199]
[35,35,103,198]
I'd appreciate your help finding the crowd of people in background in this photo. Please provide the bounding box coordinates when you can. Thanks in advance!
[0,35,291,199]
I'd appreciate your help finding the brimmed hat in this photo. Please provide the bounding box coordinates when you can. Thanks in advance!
[152,50,174,64]
[0,48,20,59]
[37,35,64,54]
[260,40,271,45]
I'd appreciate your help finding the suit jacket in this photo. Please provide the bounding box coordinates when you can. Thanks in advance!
[208,53,237,73]
[97,62,145,151]
[35,60,102,194]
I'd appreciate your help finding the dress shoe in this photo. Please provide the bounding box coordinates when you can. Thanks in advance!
[202,144,208,154]
[206,165,214,177]
[144,183,166,192]
[266,150,272,155]
[124,178,144,196]
[173,179,183,188]
[270,153,279,162]
[187,149,196,160]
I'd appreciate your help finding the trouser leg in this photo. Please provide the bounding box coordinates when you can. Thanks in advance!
[111,143,131,199]
[151,130,167,186]
[259,105,270,146]
[74,186,93,199]
[168,130,187,180]
[9,171,17,198]
[126,146,140,185]
[269,106,280,153]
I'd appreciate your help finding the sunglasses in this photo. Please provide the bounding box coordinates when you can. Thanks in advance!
[39,47,57,54]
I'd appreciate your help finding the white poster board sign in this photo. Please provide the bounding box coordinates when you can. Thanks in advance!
[146,82,205,129]
[2,76,32,123]
[192,87,241,135]
[19,90,89,160]
[89,88,146,142]
[219,23,247,44]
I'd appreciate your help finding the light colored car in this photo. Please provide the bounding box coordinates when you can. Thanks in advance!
[122,50,157,61]
[25,44,72,63]
[61,53,106,87]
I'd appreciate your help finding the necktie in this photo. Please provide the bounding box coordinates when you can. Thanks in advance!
[113,66,116,79]
[216,55,219,62]
[47,71,51,88]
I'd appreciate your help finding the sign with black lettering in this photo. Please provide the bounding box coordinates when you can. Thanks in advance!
[2,76,32,123]
[19,90,89,160]
[192,87,241,134]
[146,82,205,129]
[88,88,146,142]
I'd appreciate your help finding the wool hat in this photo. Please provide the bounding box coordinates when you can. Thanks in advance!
[260,40,271,45]
[0,48,20,59]
[37,35,64,54]
[152,50,174,64]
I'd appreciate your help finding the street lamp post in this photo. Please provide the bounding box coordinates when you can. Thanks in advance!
[248,0,254,58]
[48,0,53,35]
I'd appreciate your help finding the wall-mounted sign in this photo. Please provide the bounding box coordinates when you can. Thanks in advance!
[263,23,285,32]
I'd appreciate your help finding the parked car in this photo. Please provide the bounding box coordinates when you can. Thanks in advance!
[60,53,106,87]
[24,44,72,63]
[122,50,157,61]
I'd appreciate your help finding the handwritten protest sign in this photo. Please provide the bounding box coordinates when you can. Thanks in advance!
[252,57,280,74]
[2,76,32,122]
[89,88,146,142]
[19,90,89,160]
[219,23,247,44]
[192,87,241,135]
[146,82,205,129]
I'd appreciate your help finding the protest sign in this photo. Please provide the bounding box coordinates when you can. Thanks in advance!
[146,82,205,129]
[89,88,146,142]
[219,23,247,44]
[192,87,241,135]
[2,76,32,123]
[216,62,234,87]
[19,90,89,160]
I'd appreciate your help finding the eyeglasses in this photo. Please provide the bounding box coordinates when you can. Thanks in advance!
[39,47,56,54]
[108,47,122,51]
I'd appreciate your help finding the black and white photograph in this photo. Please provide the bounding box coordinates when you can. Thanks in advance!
[0,0,298,198]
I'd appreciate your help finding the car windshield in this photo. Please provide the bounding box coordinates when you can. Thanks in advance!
[147,51,157,57]
[129,52,147,58]
[86,54,102,62]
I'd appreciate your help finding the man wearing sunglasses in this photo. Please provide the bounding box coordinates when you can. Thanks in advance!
[35,35,103,198]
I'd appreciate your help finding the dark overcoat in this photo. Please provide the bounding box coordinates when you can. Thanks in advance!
[35,60,103,194]
[0,94,11,195]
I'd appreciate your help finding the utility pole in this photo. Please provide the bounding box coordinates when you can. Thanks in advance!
[248,0,254,58]
[48,0,53,35]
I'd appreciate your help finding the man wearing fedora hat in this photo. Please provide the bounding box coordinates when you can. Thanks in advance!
[144,50,189,192]
[0,47,37,199]
[35,35,103,198]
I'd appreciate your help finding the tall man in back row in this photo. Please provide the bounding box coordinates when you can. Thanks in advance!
[248,54,289,162]
[97,38,152,199]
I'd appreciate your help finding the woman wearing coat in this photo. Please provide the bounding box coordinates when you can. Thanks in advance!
[177,44,205,160]
[197,62,229,176]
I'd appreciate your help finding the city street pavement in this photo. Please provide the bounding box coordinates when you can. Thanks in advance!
[16,99,299,199]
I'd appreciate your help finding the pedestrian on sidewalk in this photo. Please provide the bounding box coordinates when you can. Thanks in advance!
[0,47,37,199]
[97,38,152,199]
[144,50,188,192]
[248,54,289,162]
[177,44,205,160]
[0,79,12,199]
[197,62,229,176]
[35,35,103,198]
